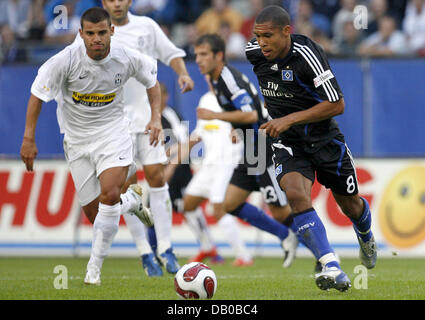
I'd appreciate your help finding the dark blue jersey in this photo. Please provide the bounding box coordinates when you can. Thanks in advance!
[211,64,266,129]
[246,34,344,151]
[211,64,270,162]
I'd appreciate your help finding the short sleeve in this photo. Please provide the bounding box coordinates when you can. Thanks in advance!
[148,18,186,65]
[221,67,254,112]
[130,50,158,89]
[31,48,69,102]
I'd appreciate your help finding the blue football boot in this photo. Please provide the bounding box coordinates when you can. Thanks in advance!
[141,253,163,277]
[158,248,180,274]
[315,266,351,292]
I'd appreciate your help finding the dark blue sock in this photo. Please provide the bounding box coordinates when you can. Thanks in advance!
[234,203,289,241]
[284,215,338,267]
[283,215,307,248]
[292,208,335,262]
[350,197,373,242]
[147,226,157,254]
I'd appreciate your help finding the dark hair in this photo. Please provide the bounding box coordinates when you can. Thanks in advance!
[80,7,111,29]
[255,5,291,28]
[195,34,226,61]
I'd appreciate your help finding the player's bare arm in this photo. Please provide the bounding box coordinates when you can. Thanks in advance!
[197,108,258,124]
[260,99,345,138]
[20,94,43,171]
[164,132,201,184]
[170,57,194,93]
[145,81,163,146]
[167,132,201,164]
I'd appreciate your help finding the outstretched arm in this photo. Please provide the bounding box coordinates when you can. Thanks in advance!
[21,94,43,171]
[197,108,258,124]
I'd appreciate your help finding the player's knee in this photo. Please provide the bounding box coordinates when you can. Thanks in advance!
[212,206,226,220]
[99,187,121,205]
[145,167,165,187]
[269,204,291,222]
[183,198,197,212]
[223,200,238,214]
[213,211,224,221]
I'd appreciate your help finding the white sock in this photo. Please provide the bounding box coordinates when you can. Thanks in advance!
[149,184,172,255]
[184,207,215,252]
[319,252,339,267]
[87,202,120,270]
[120,189,136,215]
[218,214,252,261]
[123,213,152,256]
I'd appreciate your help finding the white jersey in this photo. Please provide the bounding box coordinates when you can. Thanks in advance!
[31,42,157,145]
[194,92,242,166]
[72,13,186,133]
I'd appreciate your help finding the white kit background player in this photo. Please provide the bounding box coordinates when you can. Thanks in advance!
[170,90,253,266]
[20,8,160,285]
[73,0,194,276]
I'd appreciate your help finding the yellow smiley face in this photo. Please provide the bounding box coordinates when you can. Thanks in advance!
[379,165,425,248]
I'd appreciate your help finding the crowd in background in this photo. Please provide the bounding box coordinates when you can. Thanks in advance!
[1,0,425,64]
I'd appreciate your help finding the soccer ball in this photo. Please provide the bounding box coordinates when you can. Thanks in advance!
[174,262,217,299]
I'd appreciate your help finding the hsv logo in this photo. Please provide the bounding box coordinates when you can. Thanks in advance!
[297,222,315,233]
[282,70,293,81]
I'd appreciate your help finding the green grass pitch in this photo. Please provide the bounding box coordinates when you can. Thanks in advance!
[1,256,424,300]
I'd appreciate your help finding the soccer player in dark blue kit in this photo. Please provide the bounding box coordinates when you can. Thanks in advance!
[246,6,377,291]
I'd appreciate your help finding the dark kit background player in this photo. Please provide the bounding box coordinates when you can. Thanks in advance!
[246,5,377,291]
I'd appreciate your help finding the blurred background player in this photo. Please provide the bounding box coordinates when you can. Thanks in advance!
[145,81,221,267]
[72,0,195,276]
[194,33,298,268]
[158,81,226,265]
[169,79,253,266]
[20,7,158,285]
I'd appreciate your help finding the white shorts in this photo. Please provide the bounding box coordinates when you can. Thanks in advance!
[132,132,168,166]
[185,163,236,204]
[64,133,136,206]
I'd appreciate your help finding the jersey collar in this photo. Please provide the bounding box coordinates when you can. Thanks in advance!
[272,35,297,65]
[83,45,112,65]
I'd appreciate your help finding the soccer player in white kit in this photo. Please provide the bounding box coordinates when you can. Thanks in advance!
[20,8,161,285]
[72,0,194,276]
[181,90,254,266]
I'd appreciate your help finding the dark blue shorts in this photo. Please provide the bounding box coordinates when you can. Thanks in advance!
[272,135,359,196]
[230,162,288,207]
